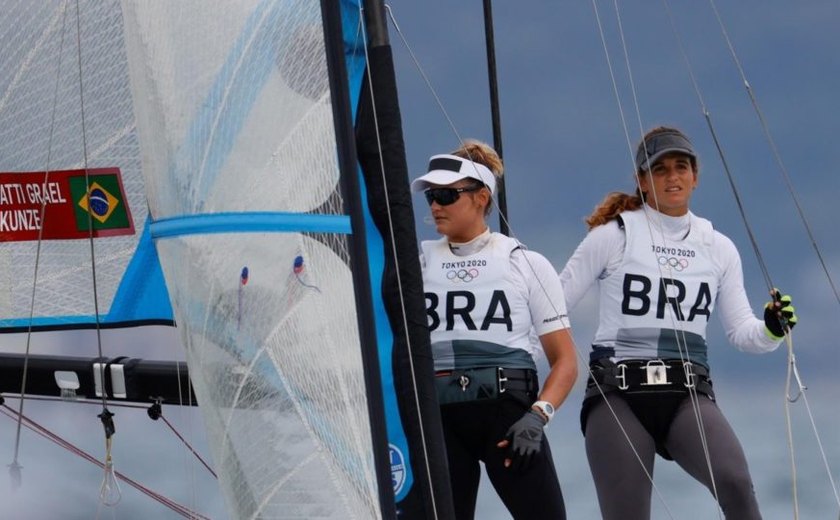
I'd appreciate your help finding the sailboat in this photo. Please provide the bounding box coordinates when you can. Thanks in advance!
[2,1,838,518]
[0,0,456,518]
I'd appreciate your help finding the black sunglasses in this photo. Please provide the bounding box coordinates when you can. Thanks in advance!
[424,185,483,206]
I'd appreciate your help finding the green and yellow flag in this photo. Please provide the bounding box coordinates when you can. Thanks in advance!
[70,174,131,231]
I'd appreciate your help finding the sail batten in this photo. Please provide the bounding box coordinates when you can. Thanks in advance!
[149,212,352,238]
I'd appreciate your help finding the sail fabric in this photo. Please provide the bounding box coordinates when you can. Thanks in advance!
[121,1,386,517]
[0,0,173,331]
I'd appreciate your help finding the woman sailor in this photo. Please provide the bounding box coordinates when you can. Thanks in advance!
[412,140,578,520]
[560,126,797,519]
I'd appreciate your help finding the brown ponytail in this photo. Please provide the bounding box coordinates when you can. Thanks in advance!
[585,189,645,230]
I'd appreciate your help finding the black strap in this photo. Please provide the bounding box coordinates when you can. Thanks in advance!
[498,368,539,394]
[585,359,714,399]
[434,367,538,396]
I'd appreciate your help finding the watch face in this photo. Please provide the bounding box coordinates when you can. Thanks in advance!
[534,401,554,417]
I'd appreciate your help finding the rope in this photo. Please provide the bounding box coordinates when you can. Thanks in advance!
[9,395,216,480]
[72,2,120,509]
[98,435,121,507]
[661,1,840,515]
[5,393,216,480]
[783,331,840,512]
[11,0,70,487]
[783,332,801,519]
[0,404,210,519]
[161,415,217,479]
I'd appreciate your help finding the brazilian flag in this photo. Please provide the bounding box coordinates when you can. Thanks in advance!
[69,174,131,231]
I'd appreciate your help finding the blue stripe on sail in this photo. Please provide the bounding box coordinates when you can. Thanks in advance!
[108,218,174,322]
[340,0,415,502]
[150,212,351,239]
[179,0,319,210]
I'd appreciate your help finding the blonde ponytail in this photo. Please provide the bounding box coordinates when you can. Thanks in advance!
[451,139,503,216]
[451,139,503,177]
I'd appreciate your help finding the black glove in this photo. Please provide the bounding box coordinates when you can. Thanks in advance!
[501,409,546,472]
[764,288,797,339]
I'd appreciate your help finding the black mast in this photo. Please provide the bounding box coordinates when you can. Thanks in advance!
[482,0,509,235]
[319,0,397,518]
[355,1,456,518]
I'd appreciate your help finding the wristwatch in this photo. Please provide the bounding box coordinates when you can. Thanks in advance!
[531,400,555,423]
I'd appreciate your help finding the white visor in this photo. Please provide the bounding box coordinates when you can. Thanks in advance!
[410,154,497,194]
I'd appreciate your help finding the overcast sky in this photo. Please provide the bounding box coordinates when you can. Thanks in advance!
[392,0,840,373]
[390,0,840,518]
[2,1,839,519]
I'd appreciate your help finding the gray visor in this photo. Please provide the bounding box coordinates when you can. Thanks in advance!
[635,130,696,171]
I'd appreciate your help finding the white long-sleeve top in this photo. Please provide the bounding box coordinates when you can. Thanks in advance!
[560,209,780,356]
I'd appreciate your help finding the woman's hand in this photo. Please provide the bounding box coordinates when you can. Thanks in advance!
[764,288,797,339]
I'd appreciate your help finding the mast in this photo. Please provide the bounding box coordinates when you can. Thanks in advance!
[320,0,397,517]
[355,0,456,518]
[482,0,509,235]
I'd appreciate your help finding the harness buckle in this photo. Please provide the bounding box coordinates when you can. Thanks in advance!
[683,361,696,389]
[497,367,508,394]
[615,363,629,390]
[641,359,671,386]
[459,375,470,392]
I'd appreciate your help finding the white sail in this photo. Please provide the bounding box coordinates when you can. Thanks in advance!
[121,1,382,518]
[0,1,162,329]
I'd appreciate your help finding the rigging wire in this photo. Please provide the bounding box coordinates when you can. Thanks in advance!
[11,0,70,488]
[706,0,840,313]
[782,333,801,518]
[387,4,685,517]
[174,358,205,515]
[9,394,216,481]
[4,394,217,479]
[658,1,775,291]
[783,331,840,512]
[160,414,218,480]
[0,404,210,519]
[382,3,835,518]
[73,0,119,506]
[607,0,723,515]
[591,0,734,514]
[662,0,840,514]
[703,9,840,510]
[356,7,441,518]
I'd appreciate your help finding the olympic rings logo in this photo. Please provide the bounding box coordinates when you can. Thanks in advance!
[447,268,480,283]
[658,256,689,271]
